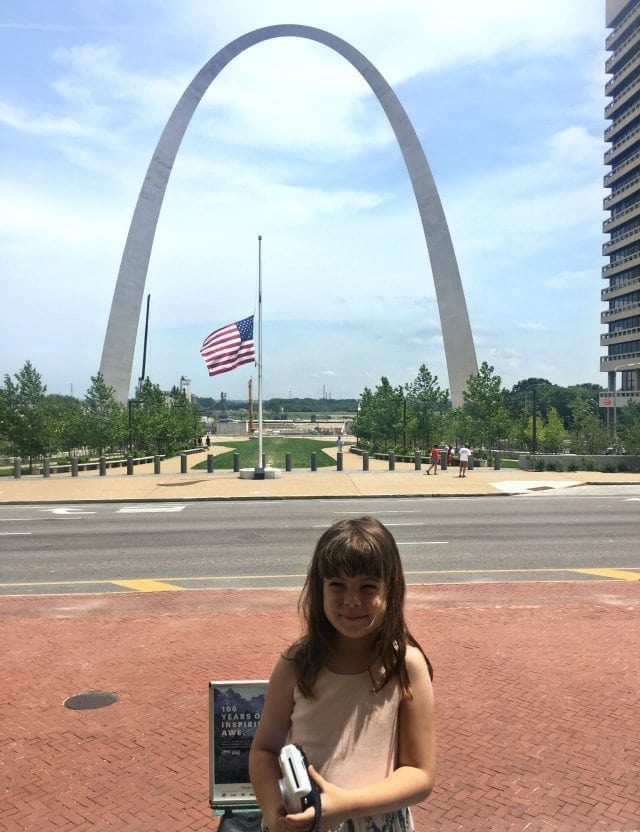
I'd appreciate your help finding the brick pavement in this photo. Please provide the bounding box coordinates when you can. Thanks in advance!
[1,581,639,832]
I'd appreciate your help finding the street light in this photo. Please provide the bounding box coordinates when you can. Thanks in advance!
[128,398,142,455]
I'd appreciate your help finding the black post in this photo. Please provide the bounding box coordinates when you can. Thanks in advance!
[388,452,395,471]
[362,452,369,471]
[285,452,292,472]
[403,398,407,452]
[414,450,421,470]
[337,451,343,471]
[207,454,214,474]
[180,453,187,474]
[154,455,162,474]
[311,452,317,471]
[13,458,21,479]
[71,458,79,477]
[128,400,133,455]
[43,458,50,478]
[126,455,134,475]
[99,456,107,477]
[233,452,240,472]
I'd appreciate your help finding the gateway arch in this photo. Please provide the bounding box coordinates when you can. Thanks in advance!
[99,24,477,406]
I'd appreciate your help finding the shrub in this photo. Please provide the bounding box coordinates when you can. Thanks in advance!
[534,458,545,472]
[567,461,578,472]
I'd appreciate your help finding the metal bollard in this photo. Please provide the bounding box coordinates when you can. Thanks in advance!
[262,453,266,469]
[468,455,474,471]
[180,453,187,474]
[440,452,447,471]
[206,454,214,474]
[388,452,395,471]
[13,458,21,479]
[285,452,292,472]
[154,455,162,474]
[99,456,107,477]
[233,452,240,472]
[311,452,317,471]
[71,458,79,477]
[43,458,50,478]
[414,451,421,471]
[126,455,134,475]
[337,451,343,471]
[494,453,501,471]
[362,452,369,471]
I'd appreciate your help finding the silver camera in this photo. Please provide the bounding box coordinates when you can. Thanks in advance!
[277,743,315,813]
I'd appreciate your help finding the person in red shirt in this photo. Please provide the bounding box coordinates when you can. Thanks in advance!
[426,445,439,475]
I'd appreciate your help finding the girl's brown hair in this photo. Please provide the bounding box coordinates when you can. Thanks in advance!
[291,516,433,698]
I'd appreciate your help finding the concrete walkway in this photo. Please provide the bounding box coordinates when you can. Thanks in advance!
[2,446,640,503]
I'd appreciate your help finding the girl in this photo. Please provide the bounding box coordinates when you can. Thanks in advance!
[249,516,435,832]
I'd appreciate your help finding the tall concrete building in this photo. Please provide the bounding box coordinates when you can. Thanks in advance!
[603,0,640,416]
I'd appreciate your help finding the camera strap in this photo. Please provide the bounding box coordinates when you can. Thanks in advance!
[309,785,322,832]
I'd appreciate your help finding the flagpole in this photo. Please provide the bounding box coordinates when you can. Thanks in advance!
[257,234,263,473]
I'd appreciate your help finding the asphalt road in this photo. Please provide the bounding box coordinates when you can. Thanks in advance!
[1,493,639,595]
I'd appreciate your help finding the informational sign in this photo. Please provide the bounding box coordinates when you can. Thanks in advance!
[600,394,614,408]
[209,679,267,811]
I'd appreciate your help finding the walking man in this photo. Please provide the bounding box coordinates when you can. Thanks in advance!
[458,443,471,477]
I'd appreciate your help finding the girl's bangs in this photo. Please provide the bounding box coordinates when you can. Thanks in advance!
[319,536,386,580]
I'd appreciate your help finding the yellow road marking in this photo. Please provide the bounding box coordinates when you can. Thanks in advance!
[2,567,640,593]
[110,579,182,592]
[571,568,640,581]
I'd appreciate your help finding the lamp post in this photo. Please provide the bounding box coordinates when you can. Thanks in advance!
[128,399,142,455]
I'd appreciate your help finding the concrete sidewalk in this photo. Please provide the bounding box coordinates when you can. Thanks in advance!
[2,446,640,503]
[1,582,639,831]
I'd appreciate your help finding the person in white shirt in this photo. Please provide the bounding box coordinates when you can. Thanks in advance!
[458,444,471,477]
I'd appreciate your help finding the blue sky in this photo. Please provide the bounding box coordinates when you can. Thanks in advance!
[1,0,607,401]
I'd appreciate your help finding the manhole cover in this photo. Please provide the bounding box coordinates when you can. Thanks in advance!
[64,690,119,710]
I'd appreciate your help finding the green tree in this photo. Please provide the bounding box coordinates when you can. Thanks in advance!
[404,365,449,451]
[132,379,200,456]
[461,362,510,450]
[351,388,375,448]
[369,378,404,452]
[540,407,566,453]
[84,373,126,456]
[568,399,608,454]
[619,400,640,454]
[48,394,85,459]
[352,379,404,452]
[0,362,52,471]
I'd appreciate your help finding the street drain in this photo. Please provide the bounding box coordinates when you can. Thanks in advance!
[64,690,119,710]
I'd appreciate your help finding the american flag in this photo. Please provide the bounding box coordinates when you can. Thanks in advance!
[200,315,256,376]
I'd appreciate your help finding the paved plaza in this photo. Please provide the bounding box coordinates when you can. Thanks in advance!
[1,450,639,831]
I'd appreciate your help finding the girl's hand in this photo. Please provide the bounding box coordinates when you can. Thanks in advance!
[283,765,352,832]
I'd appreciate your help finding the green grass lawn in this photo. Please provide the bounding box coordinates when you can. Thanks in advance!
[193,437,337,469]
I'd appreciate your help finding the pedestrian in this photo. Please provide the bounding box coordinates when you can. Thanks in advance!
[426,444,439,475]
[206,435,211,449]
[446,444,453,466]
[458,443,471,477]
[249,516,435,832]
[337,434,344,453]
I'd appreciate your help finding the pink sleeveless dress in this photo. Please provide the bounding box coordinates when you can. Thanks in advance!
[288,667,413,832]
